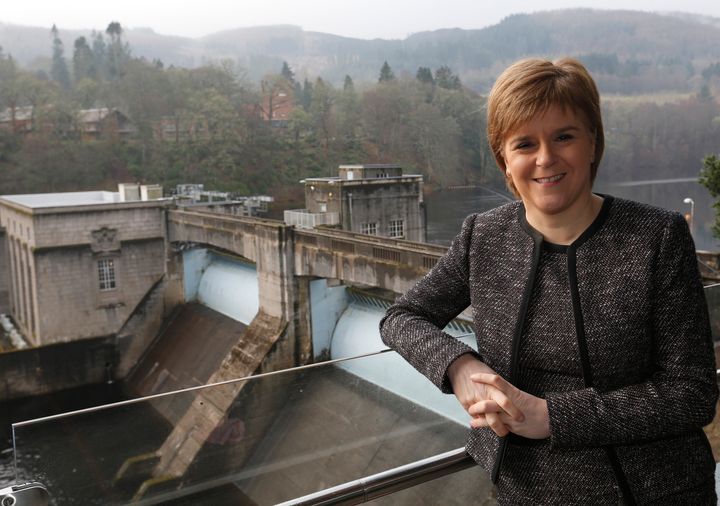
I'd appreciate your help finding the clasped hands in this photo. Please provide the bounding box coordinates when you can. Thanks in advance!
[448,354,551,439]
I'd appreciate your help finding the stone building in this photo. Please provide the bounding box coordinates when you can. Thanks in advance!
[0,105,34,134]
[260,87,295,127]
[287,164,426,242]
[0,106,136,140]
[0,190,167,345]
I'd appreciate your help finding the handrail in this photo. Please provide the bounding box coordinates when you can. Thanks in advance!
[699,258,720,275]
[276,447,475,506]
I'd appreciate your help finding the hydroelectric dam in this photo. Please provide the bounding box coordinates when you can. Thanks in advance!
[1,207,497,504]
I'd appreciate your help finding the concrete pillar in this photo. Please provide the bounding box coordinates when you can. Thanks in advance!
[26,244,38,341]
[8,235,18,317]
[15,240,27,332]
[162,211,185,316]
[292,276,313,366]
[254,223,297,371]
[0,230,10,314]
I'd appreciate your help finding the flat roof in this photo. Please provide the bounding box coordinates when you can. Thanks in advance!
[0,191,120,209]
[304,175,423,183]
[338,164,402,169]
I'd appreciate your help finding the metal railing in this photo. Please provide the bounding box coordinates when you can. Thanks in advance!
[284,209,340,229]
[276,448,475,506]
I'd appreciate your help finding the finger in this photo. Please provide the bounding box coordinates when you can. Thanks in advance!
[470,416,508,432]
[470,413,511,436]
[468,399,503,417]
[488,389,525,422]
[470,373,513,393]
[470,373,524,420]
[485,412,509,437]
[469,415,488,429]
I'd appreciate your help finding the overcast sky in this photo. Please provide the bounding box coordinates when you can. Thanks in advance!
[2,0,720,39]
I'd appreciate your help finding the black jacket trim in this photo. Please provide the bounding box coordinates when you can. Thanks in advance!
[491,226,543,484]
[568,244,636,505]
[517,194,613,250]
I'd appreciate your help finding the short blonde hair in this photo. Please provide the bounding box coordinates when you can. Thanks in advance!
[487,58,604,196]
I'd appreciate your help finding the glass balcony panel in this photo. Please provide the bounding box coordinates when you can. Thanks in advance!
[11,282,720,504]
[12,351,468,505]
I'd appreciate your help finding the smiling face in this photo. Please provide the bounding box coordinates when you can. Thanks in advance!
[502,104,596,220]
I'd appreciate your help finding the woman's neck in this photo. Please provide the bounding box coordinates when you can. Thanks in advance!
[525,194,604,245]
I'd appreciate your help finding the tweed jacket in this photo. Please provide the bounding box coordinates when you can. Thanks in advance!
[380,196,718,504]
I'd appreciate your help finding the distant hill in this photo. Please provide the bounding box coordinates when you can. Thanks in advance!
[2,9,720,93]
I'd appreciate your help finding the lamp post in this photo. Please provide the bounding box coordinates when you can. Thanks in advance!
[683,197,695,235]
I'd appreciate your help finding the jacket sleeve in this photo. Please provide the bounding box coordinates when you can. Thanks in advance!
[546,213,719,447]
[379,214,480,394]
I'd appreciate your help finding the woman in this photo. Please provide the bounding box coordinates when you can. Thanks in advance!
[380,58,718,504]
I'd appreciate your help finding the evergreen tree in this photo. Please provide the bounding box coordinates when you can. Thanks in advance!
[301,78,313,110]
[91,31,107,78]
[106,21,128,80]
[698,84,713,103]
[280,61,295,84]
[416,66,434,85]
[378,61,396,83]
[435,65,461,90]
[50,25,71,90]
[73,36,96,82]
[106,21,123,41]
[700,154,720,238]
[343,75,354,92]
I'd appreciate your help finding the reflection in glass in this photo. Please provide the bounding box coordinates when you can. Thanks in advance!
[13,352,467,505]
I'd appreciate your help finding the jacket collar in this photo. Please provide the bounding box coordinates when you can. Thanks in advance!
[517,194,614,252]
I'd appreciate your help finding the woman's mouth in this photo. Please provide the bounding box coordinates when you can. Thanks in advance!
[534,173,565,184]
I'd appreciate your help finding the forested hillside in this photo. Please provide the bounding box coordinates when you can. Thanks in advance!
[3,9,720,93]
[0,26,491,195]
[0,10,719,198]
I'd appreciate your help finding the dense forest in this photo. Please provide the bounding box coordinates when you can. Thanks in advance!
[0,12,719,198]
[0,24,493,195]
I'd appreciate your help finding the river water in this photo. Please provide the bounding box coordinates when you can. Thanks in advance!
[424,181,717,251]
[0,383,125,489]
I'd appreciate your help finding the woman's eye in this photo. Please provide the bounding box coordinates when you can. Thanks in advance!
[557,133,574,142]
[514,142,532,150]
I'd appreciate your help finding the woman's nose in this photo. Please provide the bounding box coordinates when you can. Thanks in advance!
[536,142,556,167]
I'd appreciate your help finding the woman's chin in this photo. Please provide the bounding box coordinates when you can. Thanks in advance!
[527,190,594,218]
[528,196,572,217]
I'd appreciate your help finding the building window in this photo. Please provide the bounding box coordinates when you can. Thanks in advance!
[361,222,378,235]
[98,258,116,291]
[388,220,405,238]
[319,202,327,212]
